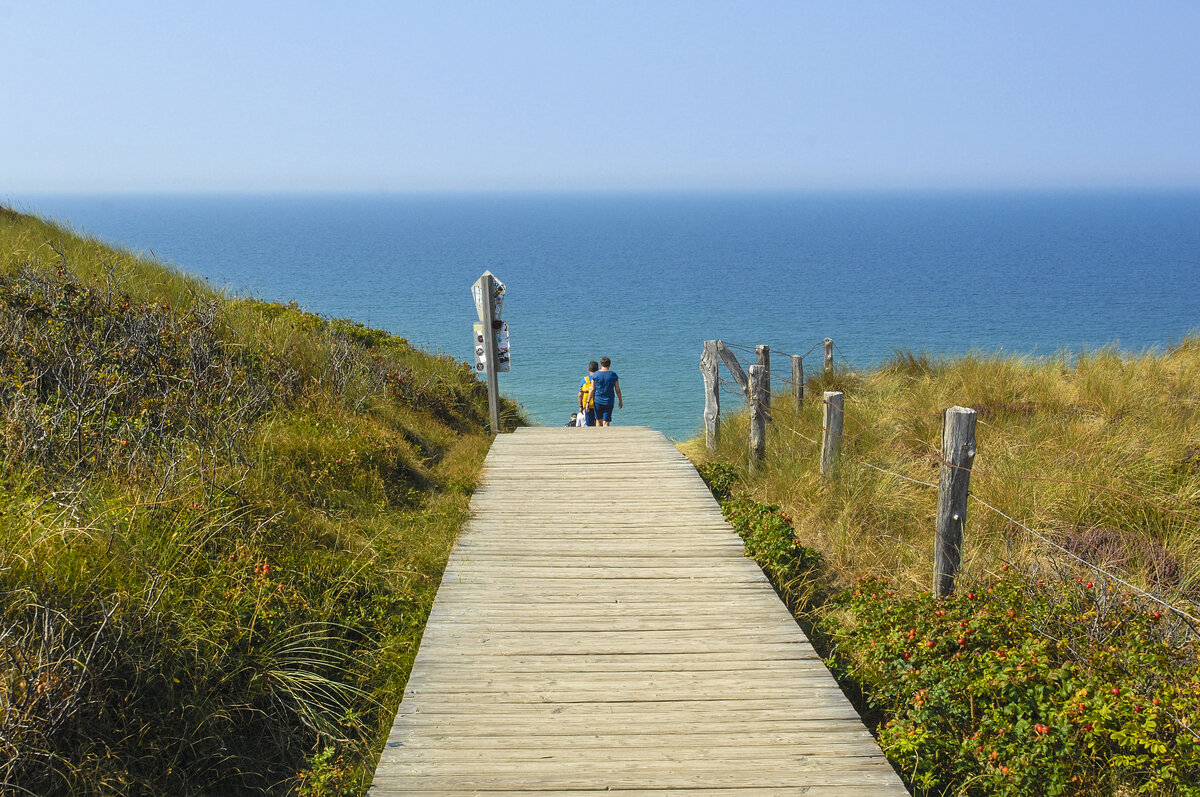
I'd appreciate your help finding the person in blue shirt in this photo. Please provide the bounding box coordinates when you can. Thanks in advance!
[587,356,623,427]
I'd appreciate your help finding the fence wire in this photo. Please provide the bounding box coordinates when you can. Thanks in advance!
[705,337,1200,629]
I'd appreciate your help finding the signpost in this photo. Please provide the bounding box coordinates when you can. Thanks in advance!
[472,271,505,434]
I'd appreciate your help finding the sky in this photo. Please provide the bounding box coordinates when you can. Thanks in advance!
[2,1,1199,193]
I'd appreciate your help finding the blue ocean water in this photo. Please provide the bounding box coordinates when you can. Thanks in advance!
[11,192,1200,440]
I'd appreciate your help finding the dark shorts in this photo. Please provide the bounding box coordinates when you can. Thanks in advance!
[583,407,596,426]
[594,403,614,422]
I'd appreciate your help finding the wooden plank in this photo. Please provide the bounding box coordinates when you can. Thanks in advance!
[370,427,907,795]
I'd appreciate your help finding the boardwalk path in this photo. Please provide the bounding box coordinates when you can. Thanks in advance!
[372,427,908,795]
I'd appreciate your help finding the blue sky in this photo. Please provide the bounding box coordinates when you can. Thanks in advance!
[3,1,1198,192]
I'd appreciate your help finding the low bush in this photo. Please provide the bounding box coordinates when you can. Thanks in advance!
[822,577,1200,795]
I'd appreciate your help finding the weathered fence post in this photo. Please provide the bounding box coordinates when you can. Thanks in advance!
[820,390,844,477]
[756,345,771,412]
[824,338,834,378]
[934,406,978,598]
[715,341,749,397]
[791,354,803,409]
[748,364,768,471]
[701,340,720,452]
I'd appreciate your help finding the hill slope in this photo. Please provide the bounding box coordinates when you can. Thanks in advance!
[0,207,522,795]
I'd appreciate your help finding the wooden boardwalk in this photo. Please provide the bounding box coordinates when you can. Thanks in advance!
[372,426,908,795]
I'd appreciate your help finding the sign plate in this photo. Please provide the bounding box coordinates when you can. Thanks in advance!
[473,321,510,372]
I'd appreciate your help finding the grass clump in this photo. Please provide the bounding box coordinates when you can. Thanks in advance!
[0,207,523,795]
[686,343,1200,795]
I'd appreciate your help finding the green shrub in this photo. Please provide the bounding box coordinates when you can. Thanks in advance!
[821,576,1200,795]
[696,461,740,502]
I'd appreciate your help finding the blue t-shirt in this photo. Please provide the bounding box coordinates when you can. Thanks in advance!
[591,370,619,405]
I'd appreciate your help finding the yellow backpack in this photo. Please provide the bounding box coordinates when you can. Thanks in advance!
[579,375,593,409]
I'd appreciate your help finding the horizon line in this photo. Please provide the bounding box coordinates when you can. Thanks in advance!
[9,184,1200,200]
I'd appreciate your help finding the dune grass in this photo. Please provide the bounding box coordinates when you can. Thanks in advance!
[0,207,522,795]
[685,342,1200,795]
[684,342,1200,596]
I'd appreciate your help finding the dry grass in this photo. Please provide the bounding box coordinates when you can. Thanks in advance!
[685,339,1200,600]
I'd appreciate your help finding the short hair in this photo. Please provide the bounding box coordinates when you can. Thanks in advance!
[600,356,611,368]
[588,360,599,372]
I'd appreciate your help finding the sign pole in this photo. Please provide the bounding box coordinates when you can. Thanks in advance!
[474,272,501,434]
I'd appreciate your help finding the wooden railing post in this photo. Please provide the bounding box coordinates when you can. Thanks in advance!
[701,340,720,453]
[791,354,803,409]
[715,340,749,397]
[823,338,834,378]
[756,345,770,412]
[748,364,768,471]
[935,406,978,598]
[820,391,844,477]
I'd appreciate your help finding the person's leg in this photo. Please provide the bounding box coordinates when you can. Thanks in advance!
[584,407,596,426]
[594,404,613,427]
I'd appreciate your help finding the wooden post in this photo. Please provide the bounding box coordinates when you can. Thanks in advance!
[791,354,803,409]
[935,406,978,598]
[701,340,720,453]
[824,338,834,378]
[474,272,501,434]
[820,391,844,477]
[715,341,748,397]
[748,364,767,470]
[756,345,771,412]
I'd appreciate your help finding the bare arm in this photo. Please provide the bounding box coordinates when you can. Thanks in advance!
[615,379,623,408]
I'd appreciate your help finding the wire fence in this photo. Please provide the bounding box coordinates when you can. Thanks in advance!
[706,337,1200,746]
[703,337,1200,631]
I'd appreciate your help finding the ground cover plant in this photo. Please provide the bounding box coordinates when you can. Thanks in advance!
[688,340,1200,795]
[0,207,523,795]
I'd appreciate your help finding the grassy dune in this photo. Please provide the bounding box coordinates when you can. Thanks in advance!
[0,207,523,795]
[684,342,1200,795]
[686,343,1200,594]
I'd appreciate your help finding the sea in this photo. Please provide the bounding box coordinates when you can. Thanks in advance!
[10,191,1200,441]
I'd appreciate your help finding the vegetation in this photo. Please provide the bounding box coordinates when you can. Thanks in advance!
[0,206,523,795]
[688,341,1200,795]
